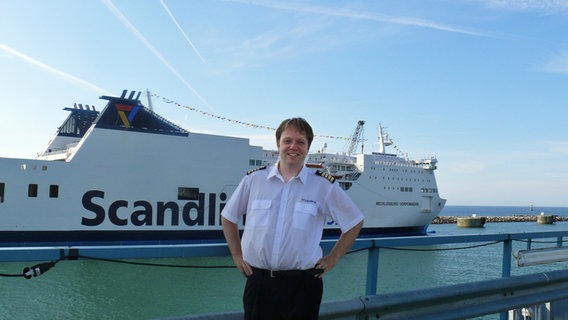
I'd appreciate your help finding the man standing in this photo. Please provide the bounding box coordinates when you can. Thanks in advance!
[221,117,364,320]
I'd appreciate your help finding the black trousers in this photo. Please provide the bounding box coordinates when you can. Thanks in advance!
[243,270,323,320]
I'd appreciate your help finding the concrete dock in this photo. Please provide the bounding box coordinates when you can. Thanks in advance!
[456,216,486,228]
[432,215,564,224]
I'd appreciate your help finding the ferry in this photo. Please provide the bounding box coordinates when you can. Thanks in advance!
[0,90,445,246]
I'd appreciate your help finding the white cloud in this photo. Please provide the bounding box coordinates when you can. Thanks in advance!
[159,0,207,64]
[537,51,568,74]
[475,0,568,13]
[450,160,489,174]
[0,43,112,95]
[546,140,568,154]
[103,0,212,110]
[228,0,491,37]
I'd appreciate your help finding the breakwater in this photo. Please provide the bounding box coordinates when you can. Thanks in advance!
[432,215,567,224]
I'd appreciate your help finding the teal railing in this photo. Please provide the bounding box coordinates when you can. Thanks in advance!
[3,230,568,319]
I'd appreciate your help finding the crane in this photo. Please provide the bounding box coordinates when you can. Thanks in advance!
[346,120,365,155]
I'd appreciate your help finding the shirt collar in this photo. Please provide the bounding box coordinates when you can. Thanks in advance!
[269,162,309,184]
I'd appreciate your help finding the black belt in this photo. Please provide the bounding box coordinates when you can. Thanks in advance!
[252,267,324,278]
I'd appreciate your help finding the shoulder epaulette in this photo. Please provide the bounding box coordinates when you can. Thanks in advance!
[315,170,335,183]
[247,165,268,175]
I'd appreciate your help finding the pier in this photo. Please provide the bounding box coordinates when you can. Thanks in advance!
[432,215,563,224]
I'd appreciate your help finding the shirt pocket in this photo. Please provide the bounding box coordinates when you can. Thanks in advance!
[247,200,272,227]
[293,201,318,230]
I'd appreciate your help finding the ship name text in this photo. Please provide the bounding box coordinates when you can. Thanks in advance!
[376,201,419,206]
[81,190,227,227]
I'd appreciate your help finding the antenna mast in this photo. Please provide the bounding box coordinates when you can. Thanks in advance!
[146,89,154,111]
[377,124,393,154]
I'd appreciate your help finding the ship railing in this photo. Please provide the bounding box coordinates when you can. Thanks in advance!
[340,172,361,181]
[37,143,80,161]
[40,142,80,156]
[373,160,417,167]
[37,148,69,160]
[40,148,67,156]
[37,149,63,158]
[373,159,438,170]
[313,154,357,164]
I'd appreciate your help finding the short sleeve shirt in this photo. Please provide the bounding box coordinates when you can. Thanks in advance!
[221,163,364,271]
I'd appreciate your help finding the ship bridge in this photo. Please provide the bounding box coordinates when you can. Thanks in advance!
[37,104,100,160]
[58,104,99,138]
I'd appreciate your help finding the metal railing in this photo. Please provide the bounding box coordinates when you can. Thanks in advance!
[166,268,568,320]
[3,230,568,319]
[164,231,568,320]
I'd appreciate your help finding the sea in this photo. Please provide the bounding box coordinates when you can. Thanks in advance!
[1,205,568,320]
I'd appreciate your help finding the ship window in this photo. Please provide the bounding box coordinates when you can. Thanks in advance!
[49,185,59,198]
[28,184,38,198]
[178,187,199,200]
[0,182,4,203]
[250,159,263,166]
[338,182,352,191]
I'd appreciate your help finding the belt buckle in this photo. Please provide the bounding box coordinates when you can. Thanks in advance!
[270,270,276,278]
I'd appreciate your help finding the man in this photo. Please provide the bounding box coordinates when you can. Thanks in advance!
[221,117,364,320]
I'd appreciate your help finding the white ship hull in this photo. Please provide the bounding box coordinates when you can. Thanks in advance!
[0,91,445,246]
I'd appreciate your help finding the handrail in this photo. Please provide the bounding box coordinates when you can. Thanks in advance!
[3,230,568,319]
[358,268,568,320]
[169,268,568,320]
[161,231,568,320]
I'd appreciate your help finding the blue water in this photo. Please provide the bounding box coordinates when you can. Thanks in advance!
[1,205,568,319]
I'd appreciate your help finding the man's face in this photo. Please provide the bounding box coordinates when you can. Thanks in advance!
[277,127,309,168]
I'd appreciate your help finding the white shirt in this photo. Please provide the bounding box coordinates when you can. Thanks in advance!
[221,163,364,271]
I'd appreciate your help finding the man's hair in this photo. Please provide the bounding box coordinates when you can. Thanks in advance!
[275,117,314,149]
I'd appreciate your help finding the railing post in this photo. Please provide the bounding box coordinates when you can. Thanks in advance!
[500,238,513,320]
[527,238,532,250]
[502,238,512,278]
[366,241,380,296]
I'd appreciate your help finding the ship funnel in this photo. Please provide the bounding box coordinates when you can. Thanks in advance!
[120,90,142,101]
[73,103,96,111]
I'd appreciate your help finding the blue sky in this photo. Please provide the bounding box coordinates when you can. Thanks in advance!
[1,0,567,207]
